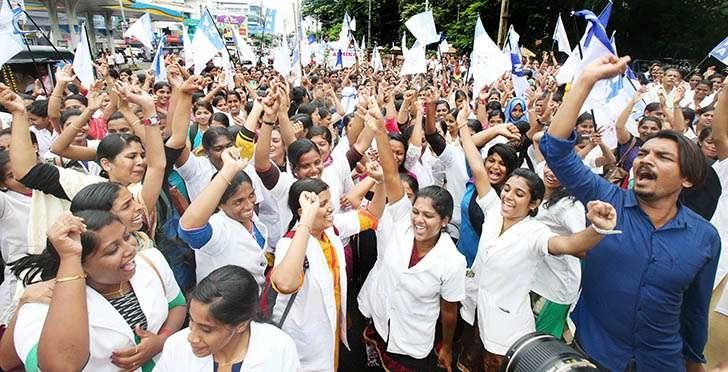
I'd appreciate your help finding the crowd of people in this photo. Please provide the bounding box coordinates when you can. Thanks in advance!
[0,42,725,372]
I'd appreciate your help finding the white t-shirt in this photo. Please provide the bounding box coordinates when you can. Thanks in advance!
[175,154,263,203]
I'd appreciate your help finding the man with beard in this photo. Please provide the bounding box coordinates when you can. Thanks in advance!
[540,55,720,372]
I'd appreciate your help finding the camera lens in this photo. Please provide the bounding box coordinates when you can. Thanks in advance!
[503,332,602,372]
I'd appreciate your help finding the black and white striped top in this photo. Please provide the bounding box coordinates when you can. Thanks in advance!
[107,290,148,331]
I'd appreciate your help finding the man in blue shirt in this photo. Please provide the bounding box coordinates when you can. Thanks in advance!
[541,55,721,372]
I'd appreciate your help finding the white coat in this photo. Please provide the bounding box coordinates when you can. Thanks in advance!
[153,322,300,371]
[14,249,183,372]
[191,211,269,287]
[357,197,466,359]
[469,190,557,355]
[272,211,362,372]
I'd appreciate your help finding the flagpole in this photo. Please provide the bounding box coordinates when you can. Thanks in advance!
[7,0,50,96]
[692,54,711,73]
[569,11,584,60]
[17,8,68,62]
[205,7,233,63]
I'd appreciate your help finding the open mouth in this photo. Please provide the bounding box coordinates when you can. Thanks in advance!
[636,166,657,182]
[120,259,136,272]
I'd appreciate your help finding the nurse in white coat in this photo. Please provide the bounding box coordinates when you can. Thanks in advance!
[154,265,300,372]
[12,211,186,372]
[178,148,269,287]
[357,109,466,371]
[270,177,378,372]
[456,120,618,370]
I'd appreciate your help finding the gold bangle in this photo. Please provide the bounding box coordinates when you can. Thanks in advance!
[297,223,311,231]
[55,273,87,283]
[130,120,141,128]
[219,173,232,185]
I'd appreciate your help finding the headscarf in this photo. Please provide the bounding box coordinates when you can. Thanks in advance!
[503,97,529,123]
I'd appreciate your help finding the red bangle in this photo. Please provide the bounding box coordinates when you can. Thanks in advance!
[158,327,175,338]
[478,99,487,105]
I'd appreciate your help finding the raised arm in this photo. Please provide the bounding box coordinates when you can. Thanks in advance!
[1,84,36,180]
[548,55,631,140]
[713,86,728,161]
[371,97,404,204]
[671,85,687,133]
[397,90,415,125]
[614,89,644,145]
[457,104,491,198]
[547,200,615,257]
[180,148,248,229]
[346,95,368,145]
[166,74,202,167]
[48,65,76,129]
[270,191,318,294]
[39,214,90,371]
[408,98,424,147]
[125,88,166,213]
[50,90,105,161]
[254,91,282,190]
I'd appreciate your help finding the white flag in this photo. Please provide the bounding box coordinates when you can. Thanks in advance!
[123,13,153,50]
[72,23,94,88]
[182,26,194,68]
[273,46,291,77]
[191,9,226,76]
[405,11,439,45]
[371,46,383,71]
[439,38,449,54]
[400,40,426,76]
[401,33,408,57]
[553,14,571,54]
[470,17,509,95]
[233,29,257,63]
[0,1,24,68]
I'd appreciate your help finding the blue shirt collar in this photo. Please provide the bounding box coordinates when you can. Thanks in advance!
[625,190,691,231]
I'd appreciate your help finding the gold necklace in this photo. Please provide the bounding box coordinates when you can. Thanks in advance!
[101,282,130,299]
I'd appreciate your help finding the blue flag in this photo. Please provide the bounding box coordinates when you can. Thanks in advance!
[152,37,167,81]
[598,1,612,29]
[709,36,728,66]
[307,34,316,45]
[574,9,614,54]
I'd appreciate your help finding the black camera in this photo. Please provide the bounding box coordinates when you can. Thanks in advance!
[502,332,603,372]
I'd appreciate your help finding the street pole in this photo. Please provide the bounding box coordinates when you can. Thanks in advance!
[497,0,509,47]
[118,0,127,25]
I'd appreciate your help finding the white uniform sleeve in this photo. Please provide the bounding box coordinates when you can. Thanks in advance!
[531,222,557,256]
[57,167,105,200]
[476,188,501,216]
[440,251,467,302]
[385,196,412,223]
[201,214,230,257]
[139,249,183,306]
[13,303,47,369]
[273,238,293,266]
[153,329,187,371]
[559,200,586,234]
[333,209,361,240]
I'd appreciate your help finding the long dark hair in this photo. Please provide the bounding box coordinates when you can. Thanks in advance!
[9,210,121,285]
[286,178,329,231]
[543,186,574,209]
[508,168,546,217]
[190,265,259,326]
[70,182,124,212]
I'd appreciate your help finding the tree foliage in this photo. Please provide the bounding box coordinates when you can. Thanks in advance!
[302,0,728,62]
